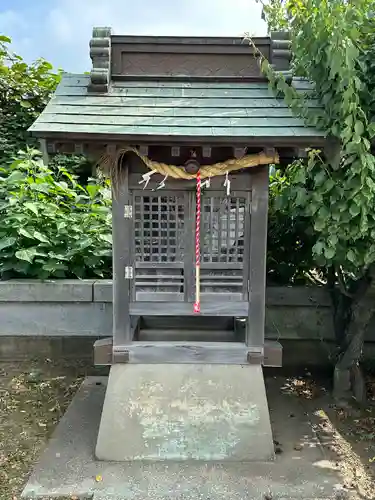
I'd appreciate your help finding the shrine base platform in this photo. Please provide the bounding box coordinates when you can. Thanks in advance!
[22,376,346,500]
[96,364,274,462]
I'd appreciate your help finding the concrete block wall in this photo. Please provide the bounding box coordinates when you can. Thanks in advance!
[0,280,112,337]
[1,280,375,366]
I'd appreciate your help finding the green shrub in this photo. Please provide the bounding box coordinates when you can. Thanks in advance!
[267,168,317,285]
[0,150,316,284]
[0,149,112,279]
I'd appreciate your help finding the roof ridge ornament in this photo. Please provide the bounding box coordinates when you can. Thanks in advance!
[88,27,112,92]
[270,31,293,81]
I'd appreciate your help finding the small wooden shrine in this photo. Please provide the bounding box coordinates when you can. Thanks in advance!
[30,28,326,463]
[30,28,324,368]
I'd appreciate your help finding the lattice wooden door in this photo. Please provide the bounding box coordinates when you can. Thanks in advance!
[200,191,250,301]
[132,190,191,302]
[132,189,250,303]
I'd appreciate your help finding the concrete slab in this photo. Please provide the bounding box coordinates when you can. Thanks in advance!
[1,302,112,336]
[95,364,274,462]
[0,279,94,302]
[22,377,345,500]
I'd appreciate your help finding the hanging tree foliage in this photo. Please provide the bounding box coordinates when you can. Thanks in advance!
[0,35,61,163]
[255,0,375,403]
[0,35,93,182]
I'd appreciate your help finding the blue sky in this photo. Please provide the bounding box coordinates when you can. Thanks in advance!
[0,0,266,72]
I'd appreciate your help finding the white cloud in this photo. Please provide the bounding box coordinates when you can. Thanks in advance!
[1,0,267,71]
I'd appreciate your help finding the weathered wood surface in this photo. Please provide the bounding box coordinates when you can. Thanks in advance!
[38,114,309,128]
[53,84,312,99]
[53,74,314,91]
[129,175,252,192]
[31,123,323,138]
[111,161,132,345]
[111,35,270,47]
[247,168,268,348]
[112,339,282,366]
[114,341,250,364]
[42,105,303,118]
[129,301,249,316]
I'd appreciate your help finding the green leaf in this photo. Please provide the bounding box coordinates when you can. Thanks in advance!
[0,237,16,251]
[87,184,100,198]
[314,218,326,232]
[42,261,68,272]
[294,169,306,184]
[19,228,34,239]
[0,35,11,43]
[7,170,24,183]
[29,183,50,194]
[347,249,356,264]
[261,59,270,74]
[33,231,50,243]
[324,247,335,260]
[349,203,361,217]
[313,241,324,256]
[48,252,69,261]
[328,234,338,247]
[295,187,308,206]
[20,100,32,108]
[368,123,375,139]
[24,202,39,215]
[15,248,38,263]
[99,233,112,244]
[354,121,364,136]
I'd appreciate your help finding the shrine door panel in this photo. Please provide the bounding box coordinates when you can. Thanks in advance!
[200,191,250,301]
[132,190,192,302]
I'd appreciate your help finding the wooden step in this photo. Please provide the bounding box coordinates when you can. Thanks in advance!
[138,328,238,342]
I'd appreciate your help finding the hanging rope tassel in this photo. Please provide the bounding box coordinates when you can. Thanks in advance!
[194,171,201,314]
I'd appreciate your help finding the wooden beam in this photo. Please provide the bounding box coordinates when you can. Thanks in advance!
[107,144,117,156]
[202,146,212,158]
[246,167,269,352]
[138,145,149,156]
[47,142,56,154]
[263,147,276,158]
[112,159,132,346]
[94,338,113,365]
[113,341,250,364]
[95,338,282,367]
[233,147,247,159]
[94,317,141,365]
[31,131,327,149]
[129,173,252,191]
[294,147,308,158]
[39,139,49,165]
[129,300,248,316]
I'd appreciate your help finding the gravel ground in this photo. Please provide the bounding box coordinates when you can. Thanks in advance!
[1,362,375,499]
[0,361,85,500]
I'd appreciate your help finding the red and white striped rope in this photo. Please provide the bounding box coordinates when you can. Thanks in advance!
[193,171,201,314]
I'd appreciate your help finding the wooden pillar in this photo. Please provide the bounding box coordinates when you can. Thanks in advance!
[39,139,49,165]
[112,161,132,348]
[246,167,269,354]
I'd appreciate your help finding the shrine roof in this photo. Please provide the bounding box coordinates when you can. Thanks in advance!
[29,73,324,142]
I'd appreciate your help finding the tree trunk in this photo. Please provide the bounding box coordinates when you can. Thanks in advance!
[332,271,375,405]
